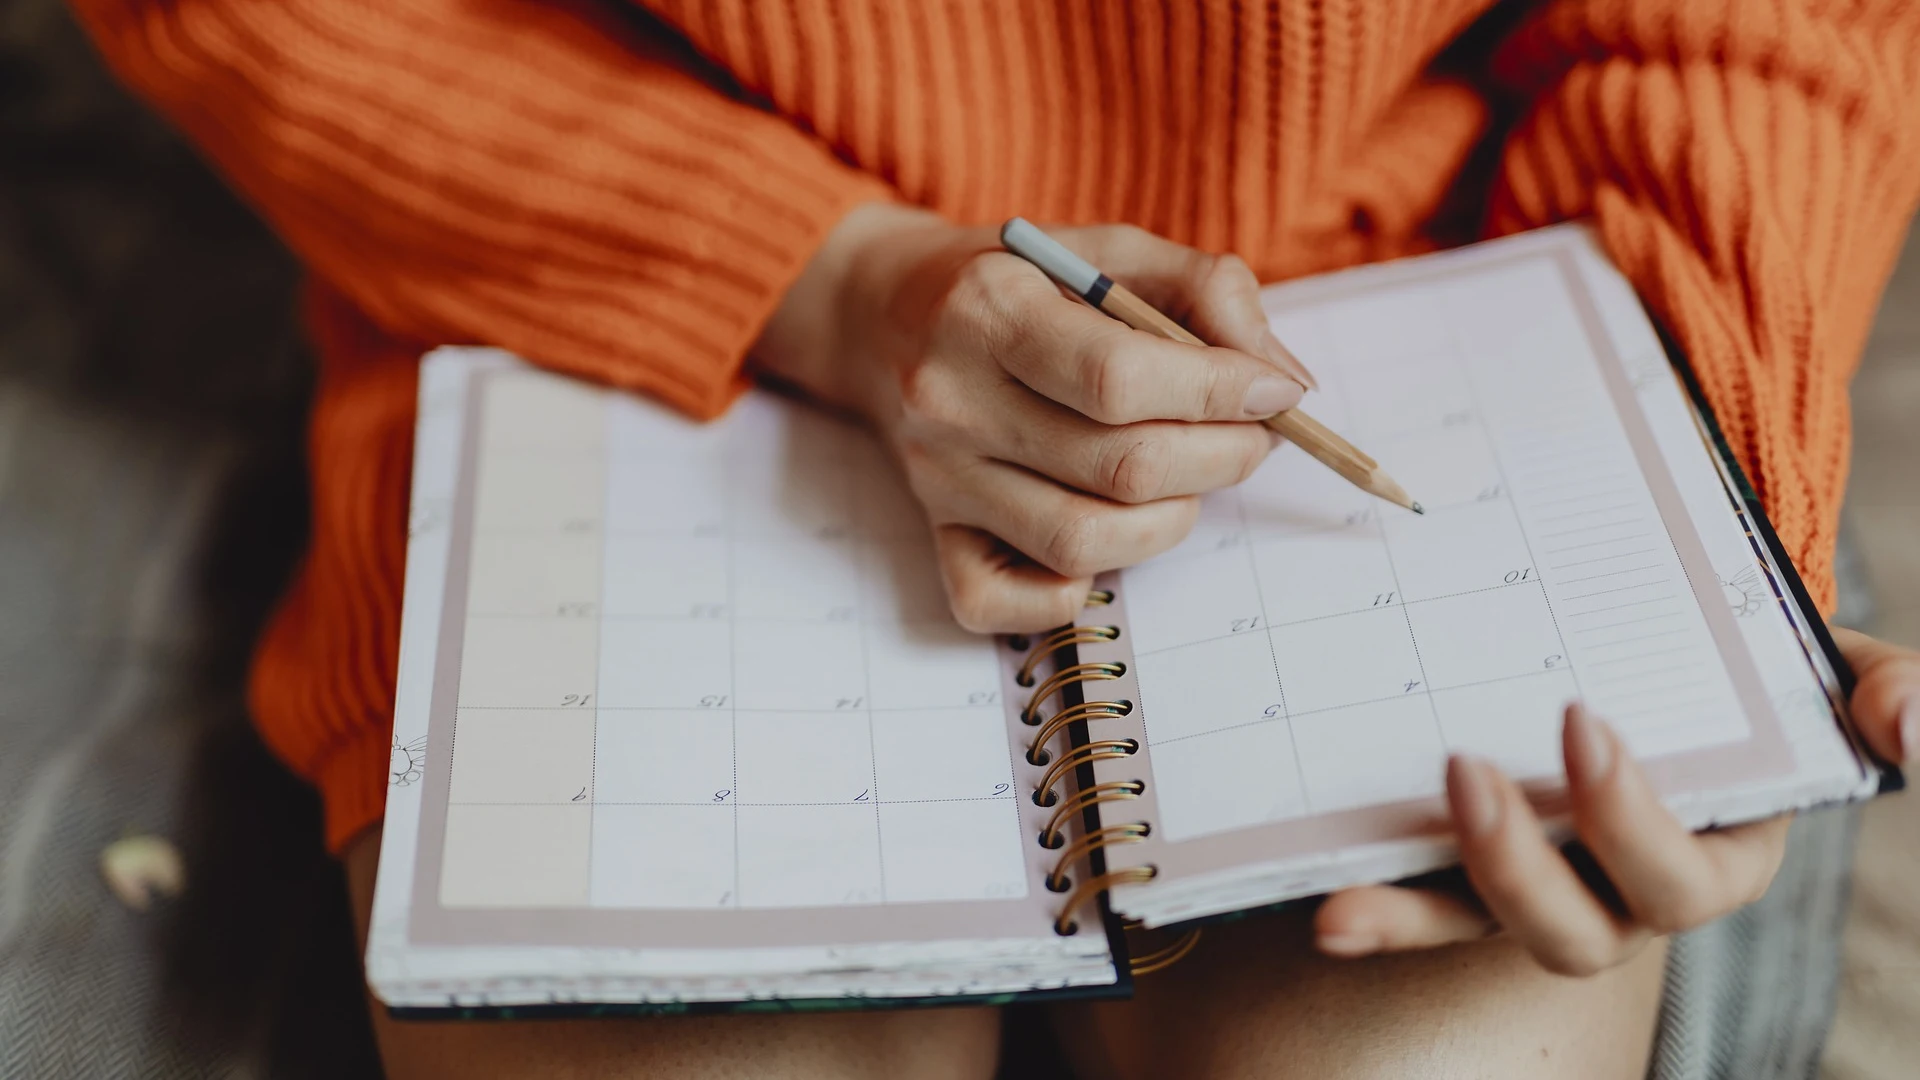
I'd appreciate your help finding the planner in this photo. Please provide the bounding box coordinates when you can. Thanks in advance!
[367,224,1896,1015]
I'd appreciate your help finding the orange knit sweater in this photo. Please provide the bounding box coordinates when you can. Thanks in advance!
[69,0,1920,853]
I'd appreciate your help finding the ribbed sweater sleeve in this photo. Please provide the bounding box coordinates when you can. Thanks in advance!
[66,0,892,417]
[1486,0,1920,612]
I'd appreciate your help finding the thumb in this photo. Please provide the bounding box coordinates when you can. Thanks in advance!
[1831,626,1920,765]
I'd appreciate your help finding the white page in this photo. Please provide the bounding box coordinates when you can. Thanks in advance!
[367,352,1114,1008]
[1123,236,1751,844]
[1053,226,1863,927]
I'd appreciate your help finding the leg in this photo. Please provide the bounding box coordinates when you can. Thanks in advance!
[1053,908,1665,1080]
[342,830,1002,1080]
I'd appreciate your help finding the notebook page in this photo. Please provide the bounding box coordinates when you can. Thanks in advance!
[1064,226,1826,925]
[366,352,1114,1007]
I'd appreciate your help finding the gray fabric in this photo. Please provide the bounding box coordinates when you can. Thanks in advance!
[0,3,379,1077]
[0,1,1872,1077]
[1651,809,1861,1080]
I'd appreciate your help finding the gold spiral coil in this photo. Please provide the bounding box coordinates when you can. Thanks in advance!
[1015,625,1121,686]
[1038,780,1145,849]
[1034,740,1137,807]
[1053,866,1157,936]
[1020,662,1127,724]
[1126,926,1204,975]
[1027,700,1132,766]
[1045,823,1150,892]
[1013,597,1173,971]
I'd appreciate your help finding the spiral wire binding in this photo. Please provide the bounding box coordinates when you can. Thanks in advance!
[1014,591,1201,971]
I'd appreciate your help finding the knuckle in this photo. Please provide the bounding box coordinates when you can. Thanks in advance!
[945,580,1002,635]
[1081,335,1141,422]
[939,256,1016,342]
[1236,431,1272,483]
[1101,432,1173,503]
[1104,222,1153,251]
[898,361,967,432]
[1543,935,1617,978]
[1043,511,1106,578]
[1191,251,1252,309]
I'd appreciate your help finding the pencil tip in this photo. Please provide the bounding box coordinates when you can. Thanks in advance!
[1410,502,1425,515]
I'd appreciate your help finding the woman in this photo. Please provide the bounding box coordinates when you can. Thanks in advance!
[69,0,1920,1076]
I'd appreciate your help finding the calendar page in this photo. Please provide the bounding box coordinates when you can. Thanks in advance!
[1061,226,1872,927]
[364,353,1117,1009]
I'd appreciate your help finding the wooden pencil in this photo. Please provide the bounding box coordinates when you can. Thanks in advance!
[1000,217,1421,514]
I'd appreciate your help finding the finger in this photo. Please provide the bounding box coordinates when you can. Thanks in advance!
[1830,626,1920,765]
[1562,706,1788,930]
[977,381,1276,503]
[1050,224,1318,389]
[1562,704,1788,934]
[1448,754,1646,976]
[915,452,1200,578]
[931,525,1090,634]
[1315,884,1497,956]
[955,252,1303,424]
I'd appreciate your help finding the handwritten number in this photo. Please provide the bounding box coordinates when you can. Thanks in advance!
[1544,654,1564,670]
[1372,592,1396,607]
[698,694,728,708]
[713,789,731,802]
[570,787,586,802]
[990,783,1011,797]
[559,693,592,707]
[1504,568,1533,584]
[967,691,999,706]
[835,697,865,710]
[1262,703,1283,719]
[1403,679,1422,693]
[1230,616,1261,633]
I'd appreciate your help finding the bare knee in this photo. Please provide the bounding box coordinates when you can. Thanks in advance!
[1053,912,1665,1080]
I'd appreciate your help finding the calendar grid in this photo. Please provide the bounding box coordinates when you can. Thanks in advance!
[1314,330,1448,756]
[1430,312,1585,711]
[1129,576,1549,657]
[1233,449,1312,812]
[430,374,1036,914]
[1143,666,1581,748]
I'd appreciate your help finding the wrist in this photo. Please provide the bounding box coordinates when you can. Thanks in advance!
[752,202,980,427]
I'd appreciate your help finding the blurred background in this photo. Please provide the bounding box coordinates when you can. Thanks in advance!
[0,1,1912,1076]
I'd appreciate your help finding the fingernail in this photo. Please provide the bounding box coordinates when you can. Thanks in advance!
[1242,375,1302,419]
[1900,698,1920,764]
[1563,702,1615,787]
[1261,330,1320,391]
[1316,931,1379,956]
[1447,755,1503,838]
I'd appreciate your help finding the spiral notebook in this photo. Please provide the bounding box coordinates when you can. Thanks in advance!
[366,224,1896,1016]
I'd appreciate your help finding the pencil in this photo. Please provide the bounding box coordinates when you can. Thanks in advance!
[1000,218,1422,515]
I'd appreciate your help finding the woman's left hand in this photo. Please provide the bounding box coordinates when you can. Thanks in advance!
[1315,627,1920,975]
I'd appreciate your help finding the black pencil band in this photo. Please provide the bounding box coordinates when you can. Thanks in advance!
[1084,274,1115,309]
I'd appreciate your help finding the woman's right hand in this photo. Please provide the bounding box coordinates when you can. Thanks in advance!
[755,204,1312,633]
